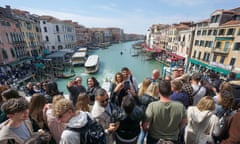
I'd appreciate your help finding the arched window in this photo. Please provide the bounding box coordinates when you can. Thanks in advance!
[10,48,15,57]
[45,36,49,42]
[2,49,8,59]
[56,25,59,32]
[44,27,47,32]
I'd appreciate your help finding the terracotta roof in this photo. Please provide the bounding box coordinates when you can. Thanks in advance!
[39,15,62,22]
[195,19,210,24]
[222,20,240,26]
[174,24,190,30]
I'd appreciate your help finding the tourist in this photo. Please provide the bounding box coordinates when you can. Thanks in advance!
[25,82,35,96]
[76,93,90,112]
[121,67,138,94]
[226,72,236,82]
[220,103,240,144]
[149,69,161,83]
[0,98,33,143]
[165,75,172,81]
[144,82,160,100]
[191,72,206,105]
[86,77,100,105]
[67,76,86,106]
[33,82,42,93]
[171,67,180,79]
[0,85,9,106]
[29,93,48,132]
[209,72,222,93]
[91,88,123,144]
[177,74,193,105]
[184,96,221,144]
[138,78,151,97]
[45,95,65,144]
[116,96,144,144]
[177,66,184,77]
[138,81,159,144]
[52,98,93,144]
[213,90,235,143]
[44,81,62,103]
[170,79,189,108]
[143,80,186,144]
[40,81,48,95]
[110,72,129,106]
[0,88,22,123]
[213,81,233,103]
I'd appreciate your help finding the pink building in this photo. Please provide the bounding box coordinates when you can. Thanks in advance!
[0,16,26,64]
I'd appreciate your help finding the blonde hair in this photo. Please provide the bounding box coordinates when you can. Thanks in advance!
[52,95,65,106]
[145,82,159,98]
[197,96,215,111]
[76,93,90,112]
[52,99,74,117]
[138,78,151,96]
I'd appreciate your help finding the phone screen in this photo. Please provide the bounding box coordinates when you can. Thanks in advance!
[124,81,130,90]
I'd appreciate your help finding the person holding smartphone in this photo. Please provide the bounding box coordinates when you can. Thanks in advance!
[67,76,86,106]
[110,72,135,106]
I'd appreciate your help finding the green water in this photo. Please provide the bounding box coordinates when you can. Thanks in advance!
[57,41,164,94]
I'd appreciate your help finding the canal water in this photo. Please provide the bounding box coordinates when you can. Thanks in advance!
[57,41,164,94]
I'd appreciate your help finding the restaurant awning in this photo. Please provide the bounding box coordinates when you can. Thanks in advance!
[213,67,230,75]
[145,47,163,53]
[188,58,208,67]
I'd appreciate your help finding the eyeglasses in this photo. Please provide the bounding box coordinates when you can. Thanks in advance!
[100,98,109,104]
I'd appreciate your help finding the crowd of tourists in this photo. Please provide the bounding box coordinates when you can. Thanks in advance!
[0,66,240,144]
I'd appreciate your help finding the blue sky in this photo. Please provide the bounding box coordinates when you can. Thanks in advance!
[1,0,239,34]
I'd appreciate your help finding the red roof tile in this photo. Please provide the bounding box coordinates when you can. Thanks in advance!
[222,20,240,26]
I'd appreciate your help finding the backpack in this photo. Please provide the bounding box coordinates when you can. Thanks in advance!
[66,115,106,144]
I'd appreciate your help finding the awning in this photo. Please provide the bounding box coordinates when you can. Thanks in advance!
[145,47,163,53]
[43,49,50,55]
[166,52,185,60]
[213,67,229,75]
[188,58,208,67]
[34,63,45,69]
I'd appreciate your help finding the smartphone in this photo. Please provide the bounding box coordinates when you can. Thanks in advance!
[73,81,78,85]
[124,81,130,90]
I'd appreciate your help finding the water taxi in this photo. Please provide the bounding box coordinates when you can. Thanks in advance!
[84,55,100,74]
[78,47,87,52]
[71,52,87,66]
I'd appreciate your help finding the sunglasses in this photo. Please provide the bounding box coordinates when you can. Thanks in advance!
[100,98,109,104]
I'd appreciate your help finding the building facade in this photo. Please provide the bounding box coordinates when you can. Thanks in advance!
[40,16,76,52]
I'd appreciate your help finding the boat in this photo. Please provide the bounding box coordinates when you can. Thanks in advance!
[84,55,100,74]
[56,73,75,79]
[131,53,139,57]
[71,52,87,66]
[77,47,88,52]
[144,56,153,61]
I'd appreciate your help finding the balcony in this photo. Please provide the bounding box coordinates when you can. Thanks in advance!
[213,48,229,54]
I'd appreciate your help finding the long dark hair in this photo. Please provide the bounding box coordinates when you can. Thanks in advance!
[45,81,61,96]
[87,77,100,87]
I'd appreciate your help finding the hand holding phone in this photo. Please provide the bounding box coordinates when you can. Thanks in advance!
[124,81,130,90]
